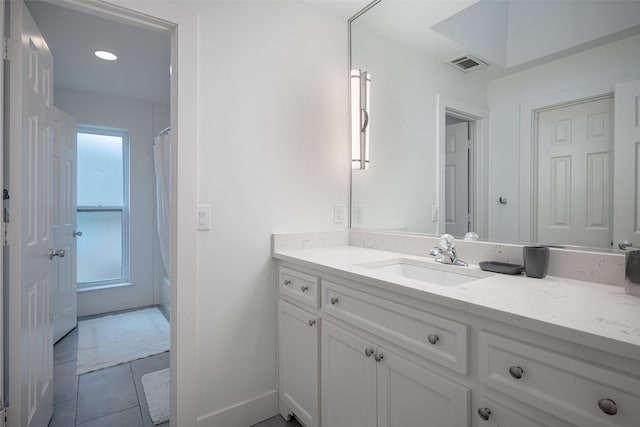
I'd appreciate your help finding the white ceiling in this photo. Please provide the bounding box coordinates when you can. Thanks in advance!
[26,0,170,104]
[351,0,640,79]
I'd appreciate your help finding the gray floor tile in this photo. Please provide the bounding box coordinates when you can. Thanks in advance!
[130,352,170,380]
[250,415,303,427]
[78,305,162,322]
[54,360,78,404]
[54,329,78,365]
[48,398,76,427]
[76,406,143,427]
[76,364,139,424]
[131,353,170,427]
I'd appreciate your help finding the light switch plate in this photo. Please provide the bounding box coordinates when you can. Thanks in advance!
[197,204,211,230]
[334,204,345,224]
[431,205,438,222]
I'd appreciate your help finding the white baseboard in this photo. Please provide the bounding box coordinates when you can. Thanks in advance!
[196,390,278,427]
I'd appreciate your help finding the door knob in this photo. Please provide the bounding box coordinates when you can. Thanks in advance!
[427,334,440,345]
[49,249,65,260]
[618,241,633,250]
[72,230,83,237]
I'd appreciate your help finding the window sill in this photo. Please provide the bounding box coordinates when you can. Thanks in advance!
[77,282,133,293]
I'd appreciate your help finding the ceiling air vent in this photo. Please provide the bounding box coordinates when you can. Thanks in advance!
[449,54,487,72]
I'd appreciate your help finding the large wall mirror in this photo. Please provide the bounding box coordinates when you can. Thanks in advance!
[350,0,640,250]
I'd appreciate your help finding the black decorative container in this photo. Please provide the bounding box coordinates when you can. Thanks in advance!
[523,246,550,279]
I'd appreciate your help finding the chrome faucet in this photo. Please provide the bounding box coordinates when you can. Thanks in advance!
[429,234,468,266]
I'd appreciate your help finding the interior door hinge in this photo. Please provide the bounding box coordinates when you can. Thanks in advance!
[3,36,17,61]
[2,222,8,246]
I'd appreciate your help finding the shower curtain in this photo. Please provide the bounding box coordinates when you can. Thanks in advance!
[154,134,171,277]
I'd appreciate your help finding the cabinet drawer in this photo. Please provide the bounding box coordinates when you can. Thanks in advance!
[479,331,640,427]
[322,280,468,374]
[279,266,319,308]
[476,396,574,427]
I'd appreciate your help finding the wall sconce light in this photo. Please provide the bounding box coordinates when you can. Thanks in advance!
[351,69,371,170]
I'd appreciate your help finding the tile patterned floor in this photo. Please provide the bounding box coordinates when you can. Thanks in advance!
[50,306,299,427]
[49,310,170,427]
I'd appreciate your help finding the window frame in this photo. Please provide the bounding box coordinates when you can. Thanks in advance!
[76,125,130,289]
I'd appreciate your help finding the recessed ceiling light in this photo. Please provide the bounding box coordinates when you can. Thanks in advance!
[94,50,117,61]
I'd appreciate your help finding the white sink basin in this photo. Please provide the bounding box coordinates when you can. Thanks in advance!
[358,258,491,286]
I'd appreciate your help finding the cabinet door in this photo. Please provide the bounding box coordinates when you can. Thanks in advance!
[322,321,377,427]
[377,347,470,427]
[279,300,319,427]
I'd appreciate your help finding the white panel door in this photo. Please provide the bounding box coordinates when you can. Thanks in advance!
[445,122,469,237]
[51,107,77,343]
[321,321,377,427]
[377,348,470,427]
[7,1,55,426]
[537,97,613,248]
[613,80,640,248]
[278,300,319,427]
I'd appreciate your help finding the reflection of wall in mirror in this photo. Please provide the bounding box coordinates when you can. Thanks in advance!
[350,24,487,233]
[487,34,640,243]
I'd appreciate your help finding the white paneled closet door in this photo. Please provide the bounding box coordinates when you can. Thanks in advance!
[445,122,470,237]
[537,96,613,248]
[52,107,78,343]
[614,80,640,249]
[7,1,55,425]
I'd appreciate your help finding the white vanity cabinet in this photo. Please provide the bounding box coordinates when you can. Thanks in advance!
[278,268,321,427]
[321,321,469,427]
[276,261,640,427]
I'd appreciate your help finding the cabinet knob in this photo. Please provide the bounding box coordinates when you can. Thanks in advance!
[598,398,617,416]
[72,230,83,237]
[330,297,339,305]
[508,365,524,380]
[374,352,384,362]
[427,334,440,345]
[308,319,316,327]
[364,347,374,357]
[301,285,309,293]
[284,279,291,286]
[477,407,491,421]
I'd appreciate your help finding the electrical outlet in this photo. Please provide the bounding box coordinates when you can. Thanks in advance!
[431,205,438,222]
[334,204,345,224]
[354,205,364,223]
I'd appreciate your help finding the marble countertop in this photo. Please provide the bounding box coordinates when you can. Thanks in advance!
[273,245,640,361]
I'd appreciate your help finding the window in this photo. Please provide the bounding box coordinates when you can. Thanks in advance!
[76,127,129,288]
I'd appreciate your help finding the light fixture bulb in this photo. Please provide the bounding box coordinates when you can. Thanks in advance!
[94,50,117,61]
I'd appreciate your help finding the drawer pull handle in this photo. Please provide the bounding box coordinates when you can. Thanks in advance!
[427,334,440,345]
[598,398,617,416]
[301,285,309,293]
[284,279,291,286]
[364,348,375,357]
[508,365,524,380]
[308,319,316,327]
[477,407,491,421]
[330,297,339,305]
[374,352,384,362]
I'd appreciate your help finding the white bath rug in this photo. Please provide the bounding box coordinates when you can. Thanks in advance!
[142,368,170,425]
[76,307,170,375]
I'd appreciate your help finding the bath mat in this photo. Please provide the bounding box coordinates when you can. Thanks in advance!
[76,307,170,375]
[142,368,170,425]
